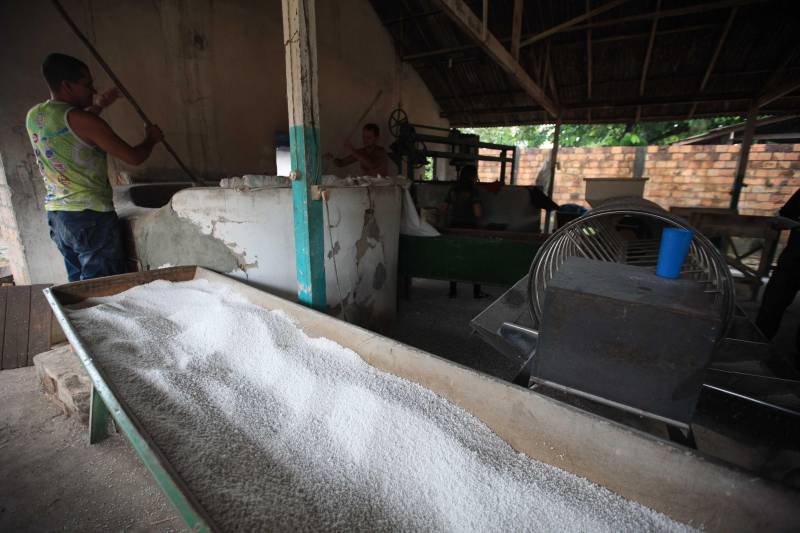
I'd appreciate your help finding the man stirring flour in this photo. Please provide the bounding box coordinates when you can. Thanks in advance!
[26,53,164,281]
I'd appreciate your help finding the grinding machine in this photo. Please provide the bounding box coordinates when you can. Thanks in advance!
[472,198,800,470]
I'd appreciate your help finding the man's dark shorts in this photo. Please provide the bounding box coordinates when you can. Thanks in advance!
[47,210,126,282]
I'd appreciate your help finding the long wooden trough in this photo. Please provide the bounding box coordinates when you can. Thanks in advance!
[44,266,799,532]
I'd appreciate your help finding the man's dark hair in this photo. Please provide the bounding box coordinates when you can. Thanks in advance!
[42,53,89,91]
[364,123,380,136]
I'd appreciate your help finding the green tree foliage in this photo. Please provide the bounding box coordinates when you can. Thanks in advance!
[461,117,742,148]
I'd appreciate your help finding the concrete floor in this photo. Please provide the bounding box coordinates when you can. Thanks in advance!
[389,279,521,381]
[0,367,186,532]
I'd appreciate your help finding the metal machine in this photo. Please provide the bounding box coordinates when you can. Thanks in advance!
[472,198,800,435]
[387,108,517,182]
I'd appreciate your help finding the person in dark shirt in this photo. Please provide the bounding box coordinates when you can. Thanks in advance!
[756,187,800,369]
[443,165,488,298]
[446,165,482,229]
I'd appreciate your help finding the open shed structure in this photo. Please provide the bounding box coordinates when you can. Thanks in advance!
[368,0,800,211]
[371,0,800,126]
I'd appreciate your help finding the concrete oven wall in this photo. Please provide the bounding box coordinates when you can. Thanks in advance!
[0,0,446,284]
[125,185,402,331]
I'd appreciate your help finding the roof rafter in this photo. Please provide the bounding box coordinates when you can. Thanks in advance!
[435,0,559,117]
[520,0,631,48]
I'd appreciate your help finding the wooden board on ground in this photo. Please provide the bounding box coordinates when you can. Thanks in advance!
[0,284,55,370]
[27,285,53,366]
[2,286,31,369]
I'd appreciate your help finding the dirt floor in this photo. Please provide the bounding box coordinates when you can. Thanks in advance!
[0,366,186,532]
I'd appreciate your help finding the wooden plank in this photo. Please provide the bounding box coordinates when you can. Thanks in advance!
[510,0,523,61]
[436,0,559,117]
[51,266,197,305]
[699,7,737,93]
[0,288,6,369]
[282,0,327,309]
[2,286,31,370]
[27,284,53,366]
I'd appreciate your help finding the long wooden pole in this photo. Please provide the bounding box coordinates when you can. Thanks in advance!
[50,0,204,186]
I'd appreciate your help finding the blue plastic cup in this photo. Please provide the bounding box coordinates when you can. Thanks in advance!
[656,228,694,279]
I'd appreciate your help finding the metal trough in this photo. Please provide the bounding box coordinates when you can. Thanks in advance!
[44,267,800,532]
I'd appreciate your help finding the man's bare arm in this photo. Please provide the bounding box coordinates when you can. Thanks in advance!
[67,110,163,166]
[334,154,357,167]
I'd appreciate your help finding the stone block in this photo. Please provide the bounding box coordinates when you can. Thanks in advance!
[33,344,91,425]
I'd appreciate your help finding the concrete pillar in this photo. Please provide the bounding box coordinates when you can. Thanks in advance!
[0,133,66,285]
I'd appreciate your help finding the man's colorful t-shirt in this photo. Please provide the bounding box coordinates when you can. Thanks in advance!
[26,100,113,212]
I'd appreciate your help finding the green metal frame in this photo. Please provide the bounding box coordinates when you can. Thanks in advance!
[398,233,543,286]
[43,288,216,532]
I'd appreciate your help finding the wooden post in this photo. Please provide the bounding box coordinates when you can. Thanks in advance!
[544,118,562,233]
[282,0,326,308]
[511,0,523,61]
[730,105,757,210]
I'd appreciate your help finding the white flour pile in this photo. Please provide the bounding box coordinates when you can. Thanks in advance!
[68,279,695,532]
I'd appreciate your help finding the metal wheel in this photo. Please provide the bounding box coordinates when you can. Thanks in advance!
[389,108,409,138]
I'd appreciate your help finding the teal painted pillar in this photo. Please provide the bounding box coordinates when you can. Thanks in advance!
[282,0,326,308]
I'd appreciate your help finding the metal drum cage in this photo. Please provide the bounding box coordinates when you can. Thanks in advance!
[527,198,735,336]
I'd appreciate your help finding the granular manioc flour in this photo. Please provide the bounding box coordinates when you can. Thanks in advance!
[68,279,695,532]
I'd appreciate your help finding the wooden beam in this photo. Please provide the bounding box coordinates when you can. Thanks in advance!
[565,0,767,34]
[700,7,737,93]
[760,41,800,95]
[282,0,326,308]
[730,105,758,210]
[546,41,560,105]
[436,0,559,117]
[511,0,524,61]
[482,0,488,38]
[403,23,716,63]
[520,0,631,48]
[544,117,562,233]
[639,0,661,97]
[688,6,738,119]
[758,78,800,108]
[586,0,593,100]
[440,93,757,117]
[675,114,798,144]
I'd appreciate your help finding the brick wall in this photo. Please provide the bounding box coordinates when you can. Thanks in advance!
[478,144,800,216]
